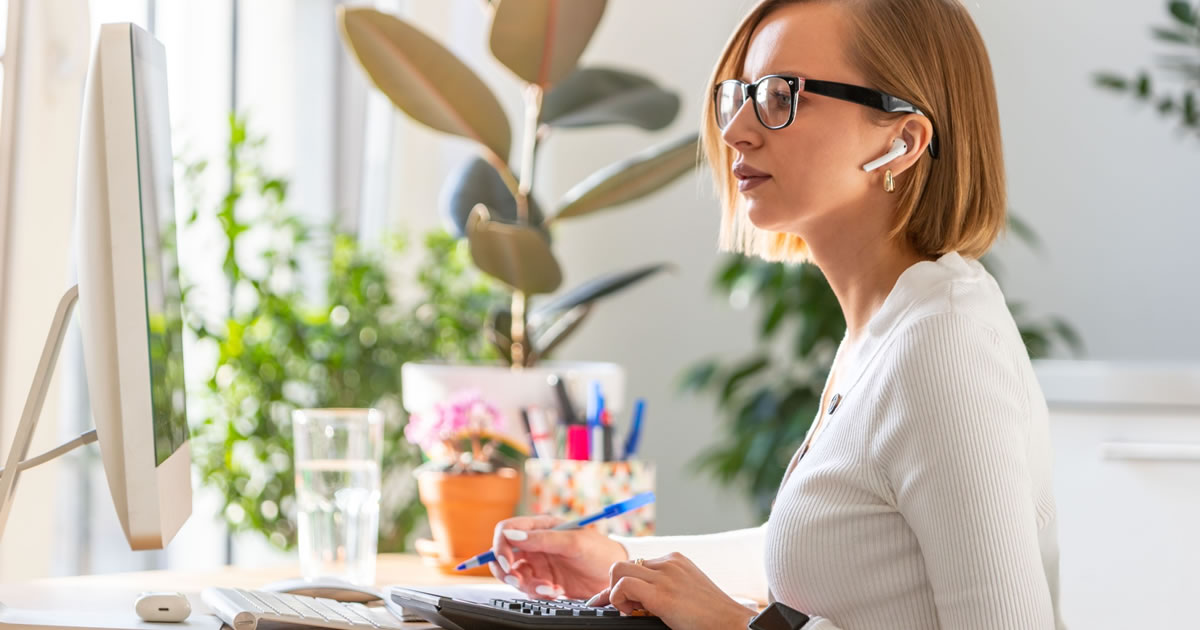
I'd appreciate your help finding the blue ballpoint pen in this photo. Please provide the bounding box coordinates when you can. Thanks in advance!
[621,398,646,461]
[455,491,656,571]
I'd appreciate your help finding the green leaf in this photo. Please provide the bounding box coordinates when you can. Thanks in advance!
[540,67,680,130]
[679,360,720,392]
[552,133,699,221]
[1021,329,1050,359]
[338,7,512,163]
[1006,212,1041,251]
[716,256,749,290]
[487,308,516,364]
[794,312,829,358]
[719,356,769,405]
[1169,1,1197,26]
[1151,27,1196,45]
[1136,72,1152,98]
[466,205,563,294]
[1050,318,1086,356]
[1093,72,1129,91]
[530,304,592,360]
[762,298,790,337]
[531,262,672,321]
[489,0,607,87]
[1160,62,1200,83]
[442,157,546,237]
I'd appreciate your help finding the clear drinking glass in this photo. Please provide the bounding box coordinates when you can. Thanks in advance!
[292,408,383,586]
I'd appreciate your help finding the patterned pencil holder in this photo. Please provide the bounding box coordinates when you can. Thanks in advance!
[524,459,656,536]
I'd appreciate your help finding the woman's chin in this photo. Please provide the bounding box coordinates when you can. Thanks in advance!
[746,204,784,231]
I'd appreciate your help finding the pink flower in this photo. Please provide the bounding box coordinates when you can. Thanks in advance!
[403,389,504,459]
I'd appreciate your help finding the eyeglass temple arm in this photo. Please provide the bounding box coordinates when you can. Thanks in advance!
[804,80,939,158]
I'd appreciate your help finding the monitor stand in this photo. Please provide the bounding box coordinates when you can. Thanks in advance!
[0,285,78,541]
[0,286,210,630]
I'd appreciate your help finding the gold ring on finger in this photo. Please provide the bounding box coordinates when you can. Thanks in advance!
[633,557,644,567]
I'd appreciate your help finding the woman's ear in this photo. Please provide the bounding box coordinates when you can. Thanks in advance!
[893,115,935,174]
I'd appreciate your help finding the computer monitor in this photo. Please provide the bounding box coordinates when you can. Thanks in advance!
[72,21,191,550]
[0,22,190,552]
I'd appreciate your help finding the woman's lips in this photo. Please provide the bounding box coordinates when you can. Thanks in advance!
[737,175,771,191]
[733,161,771,192]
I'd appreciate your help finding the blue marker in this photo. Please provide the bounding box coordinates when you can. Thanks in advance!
[621,398,646,461]
[455,492,656,571]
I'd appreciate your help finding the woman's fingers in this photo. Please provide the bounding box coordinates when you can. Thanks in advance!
[491,515,564,569]
[608,576,654,615]
[516,555,565,600]
[607,558,658,584]
[585,587,611,607]
[504,527,580,556]
[587,558,657,607]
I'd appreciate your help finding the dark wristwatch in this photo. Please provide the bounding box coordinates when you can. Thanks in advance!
[748,602,811,630]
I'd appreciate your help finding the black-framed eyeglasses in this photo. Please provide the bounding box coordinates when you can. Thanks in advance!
[714,74,939,158]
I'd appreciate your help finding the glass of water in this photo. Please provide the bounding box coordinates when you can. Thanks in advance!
[292,408,383,586]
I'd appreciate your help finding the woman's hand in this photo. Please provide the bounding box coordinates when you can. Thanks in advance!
[488,515,629,600]
[586,553,757,630]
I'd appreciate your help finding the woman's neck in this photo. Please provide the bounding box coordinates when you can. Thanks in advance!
[806,232,932,345]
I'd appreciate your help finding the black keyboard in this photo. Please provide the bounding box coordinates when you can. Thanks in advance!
[390,587,669,630]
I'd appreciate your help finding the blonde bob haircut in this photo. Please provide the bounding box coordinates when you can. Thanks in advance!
[702,0,1006,263]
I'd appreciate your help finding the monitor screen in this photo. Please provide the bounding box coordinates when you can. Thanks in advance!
[132,28,188,467]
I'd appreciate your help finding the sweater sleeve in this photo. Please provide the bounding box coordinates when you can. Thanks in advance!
[869,312,1055,629]
[608,524,769,604]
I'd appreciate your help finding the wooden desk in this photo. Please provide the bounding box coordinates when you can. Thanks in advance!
[0,554,495,628]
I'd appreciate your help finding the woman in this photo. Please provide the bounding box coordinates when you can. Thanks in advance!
[488,1,1063,628]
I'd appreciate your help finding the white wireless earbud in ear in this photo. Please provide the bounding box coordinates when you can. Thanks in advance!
[862,138,909,172]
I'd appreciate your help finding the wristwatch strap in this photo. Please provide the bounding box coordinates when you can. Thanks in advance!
[748,602,811,630]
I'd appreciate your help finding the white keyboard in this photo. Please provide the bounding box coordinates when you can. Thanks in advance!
[201,587,407,630]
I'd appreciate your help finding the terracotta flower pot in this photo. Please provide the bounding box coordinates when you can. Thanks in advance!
[416,467,522,576]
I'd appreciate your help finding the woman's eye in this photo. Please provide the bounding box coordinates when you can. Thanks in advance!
[772,91,793,107]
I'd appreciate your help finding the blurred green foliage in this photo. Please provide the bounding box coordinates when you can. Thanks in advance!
[178,114,501,552]
[1095,1,1200,137]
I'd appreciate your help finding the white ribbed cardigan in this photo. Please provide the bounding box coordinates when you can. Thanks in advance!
[613,252,1064,630]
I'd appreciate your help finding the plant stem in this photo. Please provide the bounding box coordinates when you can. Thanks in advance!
[517,84,543,221]
[510,84,544,367]
[511,291,528,367]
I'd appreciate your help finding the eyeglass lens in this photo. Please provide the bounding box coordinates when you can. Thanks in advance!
[716,77,793,130]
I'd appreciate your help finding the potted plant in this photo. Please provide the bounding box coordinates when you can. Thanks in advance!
[404,389,522,575]
[337,1,698,443]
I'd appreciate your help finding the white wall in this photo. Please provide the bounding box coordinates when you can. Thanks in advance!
[384,0,1199,536]
[975,1,1199,360]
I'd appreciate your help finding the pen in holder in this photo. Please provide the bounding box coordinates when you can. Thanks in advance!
[524,458,655,536]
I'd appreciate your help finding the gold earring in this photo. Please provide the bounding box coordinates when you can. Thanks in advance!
[884,169,895,193]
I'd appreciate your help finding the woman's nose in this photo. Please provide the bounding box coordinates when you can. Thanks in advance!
[720,100,763,151]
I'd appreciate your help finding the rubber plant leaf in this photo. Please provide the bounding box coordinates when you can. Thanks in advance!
[553,133,698,221]
[339,7,512,163]
[489,0,607,87]
[466,205,563,294]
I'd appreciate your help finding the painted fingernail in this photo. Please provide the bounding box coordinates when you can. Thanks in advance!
[504,576,521,589]
[535,585,562,598]
[502,529,528,541]
[497,555,510,573]
[585,595,601,606]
